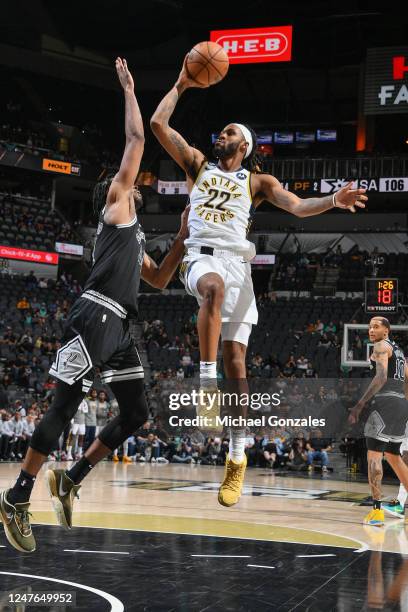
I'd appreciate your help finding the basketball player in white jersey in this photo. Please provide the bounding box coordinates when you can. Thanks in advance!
[151,55,367,507]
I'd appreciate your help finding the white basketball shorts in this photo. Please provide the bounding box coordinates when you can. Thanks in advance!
[71,423,86,436]
[180,251,258,345]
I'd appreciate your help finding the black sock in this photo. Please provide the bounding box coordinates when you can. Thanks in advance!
[65,456,94,485]
[373,499,382,510]
[7,470,36,505]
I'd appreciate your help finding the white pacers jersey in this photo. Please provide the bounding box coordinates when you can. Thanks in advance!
[184,162,256,260]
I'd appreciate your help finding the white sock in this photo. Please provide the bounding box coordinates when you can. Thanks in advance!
[229,429,246,463]
[398,484,408,507]
[200,361,217,386]
[113,449,118,457]
[123,441,129,457]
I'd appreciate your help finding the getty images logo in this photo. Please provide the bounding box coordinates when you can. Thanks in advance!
[378,55,408,106]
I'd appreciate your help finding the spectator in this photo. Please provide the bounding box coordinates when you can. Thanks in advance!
[306,430,332,473]
[172,438,193,463]
[305,361,317,378]
[21,414,35,458]
[324,321,337,333]
[10,412,25,459]
[96,390,110,436]
[315,319,324,334]
[289,434,308,470]
[181,348,194,378]
[246,434,264,467]
[296,355,308,373]
[262,436,277,469]
[16,296,30,310]
[0,412,15,460]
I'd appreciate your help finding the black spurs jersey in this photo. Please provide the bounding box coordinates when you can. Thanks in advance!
[372,338,406,397]
[84,210,145,317]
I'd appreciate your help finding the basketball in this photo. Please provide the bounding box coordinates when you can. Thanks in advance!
[186,41,229,86]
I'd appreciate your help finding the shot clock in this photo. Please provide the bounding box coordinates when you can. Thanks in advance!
[365,278,399,313]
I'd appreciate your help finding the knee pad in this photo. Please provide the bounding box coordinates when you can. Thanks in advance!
[30,381,85,456]
[98,379,148,450]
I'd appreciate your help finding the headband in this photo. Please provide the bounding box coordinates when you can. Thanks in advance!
[233,123,253,159]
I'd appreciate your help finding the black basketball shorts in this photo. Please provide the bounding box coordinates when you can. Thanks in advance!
[364,394,408,446]
[49,291,143,392]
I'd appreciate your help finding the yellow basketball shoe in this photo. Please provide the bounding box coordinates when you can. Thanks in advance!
[364,508,385,526]
[122,455,132,464]
[197,386,223,433]
[218,454,247,507]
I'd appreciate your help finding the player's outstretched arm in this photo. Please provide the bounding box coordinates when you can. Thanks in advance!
[141,205,189,289]
[104,58,144,225]
[113,58,144,189]
[348,340,390,423]
[150,56,205,180]
[255,175,367,217]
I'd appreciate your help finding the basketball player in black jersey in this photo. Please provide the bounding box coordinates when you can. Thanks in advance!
[349,317,408,525]
[0,58,189,553]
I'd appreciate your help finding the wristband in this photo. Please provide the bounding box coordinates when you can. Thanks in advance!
[332,193,337,207]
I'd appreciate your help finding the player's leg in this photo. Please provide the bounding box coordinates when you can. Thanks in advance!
[218,325,251,507]
[364,439,385,525]
[383,444,408,519]
[46,342,147,529]
[398,450,408,505]
[196,272,224,380]
[184,256,225,382]
[0,380,86,552]
[384,451,408,494]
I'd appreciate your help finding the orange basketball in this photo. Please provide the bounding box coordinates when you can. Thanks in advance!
[186,41,229,86]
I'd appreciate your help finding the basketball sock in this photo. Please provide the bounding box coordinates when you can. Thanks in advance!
[373,499,382,510]
[229,429,246,463]
[123,440,129,457]
[398,484,408,507]
[65,456,94,485]
[7,470,36,505]
[200,361,217,387]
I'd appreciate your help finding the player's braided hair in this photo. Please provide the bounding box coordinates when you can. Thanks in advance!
[241,124,264,174]
[92,171,116,217]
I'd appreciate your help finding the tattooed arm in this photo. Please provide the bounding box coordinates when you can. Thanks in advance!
[150,56,206,181]
[348,340,391,424]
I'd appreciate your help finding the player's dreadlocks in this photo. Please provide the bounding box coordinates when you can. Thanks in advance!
[241,124,264,174]
[92,171,116,217]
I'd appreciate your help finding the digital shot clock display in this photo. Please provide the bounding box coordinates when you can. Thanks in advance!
[365,278,398,313]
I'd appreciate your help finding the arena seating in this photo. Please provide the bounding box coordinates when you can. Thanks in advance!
[0,193,78,251]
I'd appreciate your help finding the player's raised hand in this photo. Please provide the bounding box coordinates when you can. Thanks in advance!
[176,54,208,90]
[116,57,134,93]
[334,182,368,213]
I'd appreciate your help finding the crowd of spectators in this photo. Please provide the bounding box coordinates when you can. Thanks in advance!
[0,192,79,249]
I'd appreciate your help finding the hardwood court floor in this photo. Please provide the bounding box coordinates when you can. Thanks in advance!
[1,462,408,611]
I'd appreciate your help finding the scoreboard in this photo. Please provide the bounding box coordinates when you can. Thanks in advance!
[365,278,399,313]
